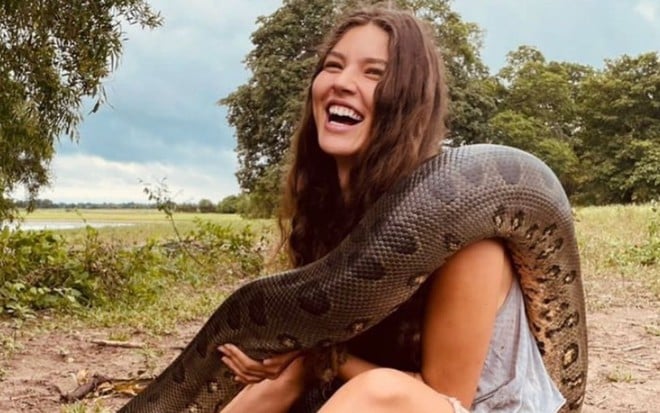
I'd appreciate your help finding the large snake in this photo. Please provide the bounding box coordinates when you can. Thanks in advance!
[119,144,588,413]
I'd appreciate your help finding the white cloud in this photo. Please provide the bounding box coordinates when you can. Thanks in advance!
[634,0,658,21]
[39,153,239,203]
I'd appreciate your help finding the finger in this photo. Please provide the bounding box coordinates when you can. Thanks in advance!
[262,351,302,375]
[219,344,267,375]
[221,356,264,384]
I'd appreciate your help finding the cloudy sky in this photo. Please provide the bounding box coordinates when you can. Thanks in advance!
[39,0,660,204]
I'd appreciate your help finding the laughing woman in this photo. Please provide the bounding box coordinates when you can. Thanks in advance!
[218,4,565,413]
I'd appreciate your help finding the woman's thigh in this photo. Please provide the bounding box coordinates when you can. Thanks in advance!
[318,368,468,413]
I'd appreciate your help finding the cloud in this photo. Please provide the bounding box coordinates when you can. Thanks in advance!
[40,152,240,203]
[634,0,658,21]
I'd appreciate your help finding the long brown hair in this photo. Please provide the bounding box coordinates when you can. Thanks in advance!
[279,4,449,267]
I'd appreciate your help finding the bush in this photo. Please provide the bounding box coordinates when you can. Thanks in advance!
[0,220,264,318]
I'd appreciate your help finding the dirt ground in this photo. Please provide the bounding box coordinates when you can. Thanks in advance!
[1,278,658,413]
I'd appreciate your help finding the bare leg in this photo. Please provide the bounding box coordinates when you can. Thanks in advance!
[318,368,466,413]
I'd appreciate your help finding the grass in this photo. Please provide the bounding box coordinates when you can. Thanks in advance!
[17,208,273,245]
[574,204,659,312]
[2,204,659,412]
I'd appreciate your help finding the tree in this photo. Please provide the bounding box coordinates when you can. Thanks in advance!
[0,0,162,221]
[576,52,660,203]
[221,0,494,216]
[198,198,216,213]
[489,46,592,196]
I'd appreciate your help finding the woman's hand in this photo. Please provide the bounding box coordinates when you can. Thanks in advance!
[218,344,302,384]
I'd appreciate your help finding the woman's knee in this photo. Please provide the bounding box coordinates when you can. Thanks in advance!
[342,368,413,405]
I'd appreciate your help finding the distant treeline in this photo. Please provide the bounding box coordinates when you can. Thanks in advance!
[15,198,238,214]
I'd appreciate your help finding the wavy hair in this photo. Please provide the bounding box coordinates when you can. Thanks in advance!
[279,4,449,267]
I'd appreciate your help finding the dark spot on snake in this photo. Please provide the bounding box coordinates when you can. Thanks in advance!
[195,331,208,358]
[495,157,522,185]
[147,390,160,404]
[525,224,539,241]
[248,290,268,326]
[316,339,334,348]
[408,273,427,287]
[387,225,419,255]
[349,255,386,280]
[546,265,561,279]
[562,372,585,389]
[543,295,558,305]
[564,311,579,328]
[535,339,546,356]
[537,238,564,260]
[545,311,580,339]
[278,334,302,350]
[564,270,577,284]
[492,205,506,229]
[560,302,570,310]
[462,160,484,186]
[431,177,457,204]
[512,210,525,231]
[543,223,558,237]
[568,393,585,410]
[172,363,186,384]
[347,319,371,334]
[207,380,219,393]
[443,233,462,252]
[226,299,242,330]
[297,283,332,316]
[562,343,579,368]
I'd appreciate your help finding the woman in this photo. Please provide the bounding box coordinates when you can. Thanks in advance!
[218,4,565,413]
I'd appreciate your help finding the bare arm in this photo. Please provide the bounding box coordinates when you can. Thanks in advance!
[420,239,513,407]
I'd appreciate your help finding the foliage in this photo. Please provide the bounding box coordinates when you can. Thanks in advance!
[576,52,660,204]
[198,198,216,213]
[221,0,495,216]
[0,220,264,318]
[489,47,590,196]
[623,200,660,266]
[0,0,162,221]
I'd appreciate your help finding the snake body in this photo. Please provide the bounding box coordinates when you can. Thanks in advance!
[119,144,588,413]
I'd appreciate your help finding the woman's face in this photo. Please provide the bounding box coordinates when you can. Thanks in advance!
[312,23,389,171]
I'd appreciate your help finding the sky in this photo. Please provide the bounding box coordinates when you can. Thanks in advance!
[35,0,660,204]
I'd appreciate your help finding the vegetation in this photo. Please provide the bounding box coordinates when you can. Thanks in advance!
[0,0,162,222]
[221,0,659,217]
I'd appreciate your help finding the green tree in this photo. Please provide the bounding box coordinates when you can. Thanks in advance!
[198,198,216,213]
[490,46,592,196]
[221,0,494,216]
[576,52,660,203]
[0,0,162,221]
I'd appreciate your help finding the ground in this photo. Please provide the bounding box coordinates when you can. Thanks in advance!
[1,278,658,413]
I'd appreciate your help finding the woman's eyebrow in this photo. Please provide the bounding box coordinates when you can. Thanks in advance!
[327,51,387,65]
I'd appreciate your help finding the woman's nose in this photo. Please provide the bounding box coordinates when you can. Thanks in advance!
[332,68,358,94]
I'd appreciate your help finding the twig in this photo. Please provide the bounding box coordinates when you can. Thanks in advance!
[90,339,145,349]
[60,374,111,403]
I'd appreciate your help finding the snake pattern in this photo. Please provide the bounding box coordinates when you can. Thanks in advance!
[119,144,588,413]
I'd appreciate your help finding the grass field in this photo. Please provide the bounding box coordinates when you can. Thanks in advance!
[17,208,273,244]
[1,204,658,412]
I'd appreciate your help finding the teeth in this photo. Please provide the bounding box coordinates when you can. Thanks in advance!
[328,105,363,122]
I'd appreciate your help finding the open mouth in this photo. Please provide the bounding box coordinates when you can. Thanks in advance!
[327,104,364,126]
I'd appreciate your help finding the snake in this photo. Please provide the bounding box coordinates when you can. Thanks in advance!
[118,144,588,413]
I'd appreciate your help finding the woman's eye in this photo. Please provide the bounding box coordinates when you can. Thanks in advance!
[366,68,384,78]
[324,61,342,71]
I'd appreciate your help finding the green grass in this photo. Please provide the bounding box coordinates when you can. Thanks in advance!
[2,204,659,413]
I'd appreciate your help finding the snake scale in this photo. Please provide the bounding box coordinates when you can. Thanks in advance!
[119,144,588,413]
